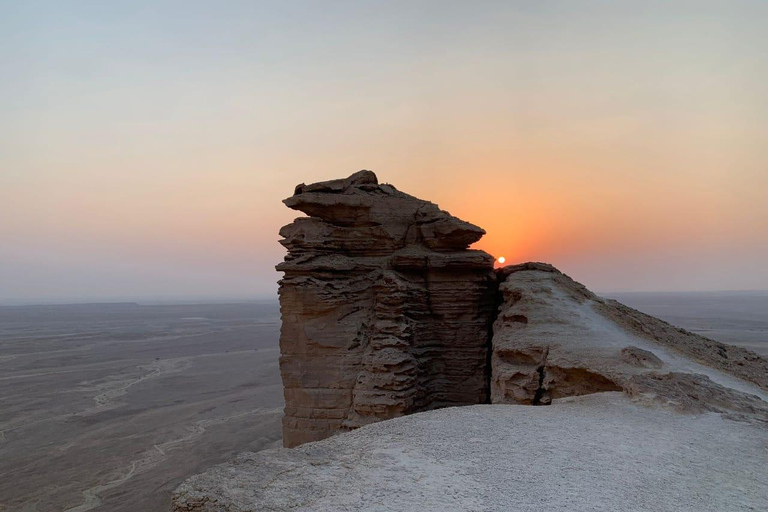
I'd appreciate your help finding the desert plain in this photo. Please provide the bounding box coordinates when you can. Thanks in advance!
[1,292,766,511]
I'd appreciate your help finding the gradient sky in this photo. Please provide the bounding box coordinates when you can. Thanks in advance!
[2,0,767,302]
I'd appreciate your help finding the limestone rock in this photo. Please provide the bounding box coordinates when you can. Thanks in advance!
[625,372,768,424]
[620,346,664,368]
[490,263,768,418]
[276,170,496,447]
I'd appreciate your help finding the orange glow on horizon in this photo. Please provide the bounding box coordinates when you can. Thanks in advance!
[3,1,768,298]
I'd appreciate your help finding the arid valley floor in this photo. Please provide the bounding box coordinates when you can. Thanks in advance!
[1,293,766,511]
[0,302,283,512]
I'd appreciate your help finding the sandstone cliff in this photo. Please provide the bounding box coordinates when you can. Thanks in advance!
[276,171,497,447]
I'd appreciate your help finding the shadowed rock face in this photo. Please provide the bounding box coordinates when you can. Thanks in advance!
[276,171,497,447]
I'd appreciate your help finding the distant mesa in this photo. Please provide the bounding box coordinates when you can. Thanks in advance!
[172,171,768,512]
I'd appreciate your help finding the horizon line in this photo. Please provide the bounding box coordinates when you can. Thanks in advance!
[3,289,768,307]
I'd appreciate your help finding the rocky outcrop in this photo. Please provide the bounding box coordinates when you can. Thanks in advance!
[173,171,768,512]
[277,173,768,448]
[491,262,768,419]
[276,171,496,447]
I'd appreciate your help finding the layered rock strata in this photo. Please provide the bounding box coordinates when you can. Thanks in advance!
[276,171,497,447]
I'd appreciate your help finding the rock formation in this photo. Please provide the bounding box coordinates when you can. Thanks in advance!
[276,171,497,447]
[172,170,768,511]
[276,172,768,448]
[491,262,768,422]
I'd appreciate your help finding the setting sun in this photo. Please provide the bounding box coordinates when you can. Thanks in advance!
[497,256,506,264]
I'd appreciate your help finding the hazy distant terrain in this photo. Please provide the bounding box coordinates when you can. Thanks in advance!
[608,291,768,357]
[1,294,767,512]
[0,302,283,512]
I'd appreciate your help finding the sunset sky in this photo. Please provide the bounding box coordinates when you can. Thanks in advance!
[2,1,767,302]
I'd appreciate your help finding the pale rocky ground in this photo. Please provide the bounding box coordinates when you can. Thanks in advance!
[174,393,768,512]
